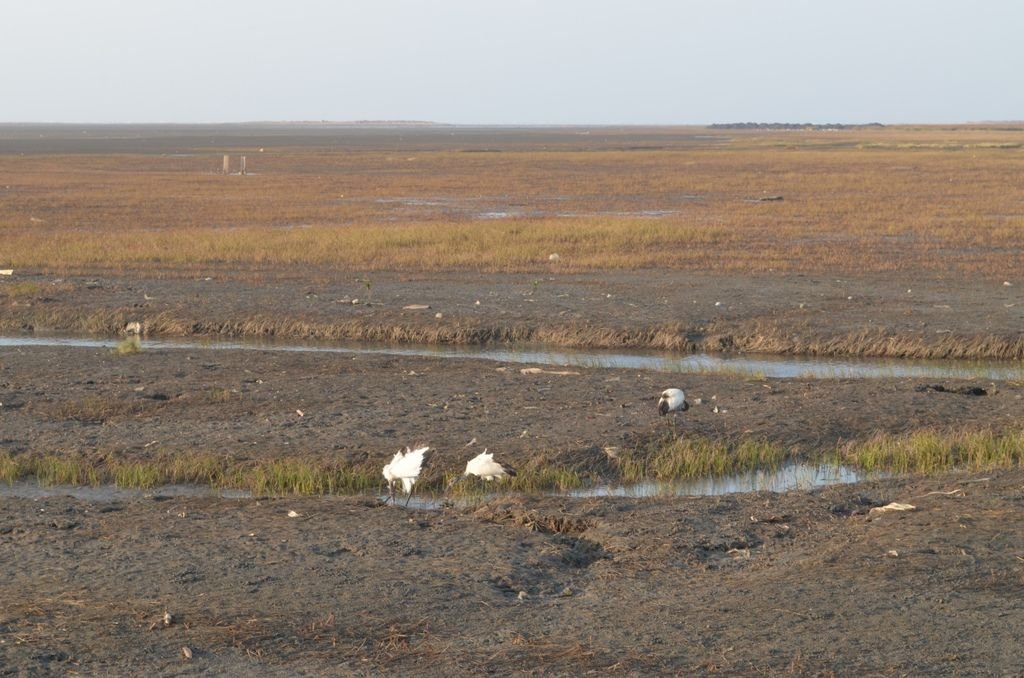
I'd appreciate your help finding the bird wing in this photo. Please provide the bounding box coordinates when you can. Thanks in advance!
[382,449,407,481]
[481,449,516,477]
[465,450,491,475]
[468,451,515,479]
[395,446,429,476]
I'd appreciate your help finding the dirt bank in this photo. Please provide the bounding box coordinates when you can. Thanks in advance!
[4,268,1024,359]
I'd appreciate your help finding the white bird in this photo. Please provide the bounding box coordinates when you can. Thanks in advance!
[382,445,430,507]
[448,449,516,489]
[658,388,689,415]
[658,388,689,435]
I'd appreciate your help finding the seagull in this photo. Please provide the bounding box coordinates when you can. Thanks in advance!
[447,449,517,490]
[658,388,689,435]
[382,445,430,507]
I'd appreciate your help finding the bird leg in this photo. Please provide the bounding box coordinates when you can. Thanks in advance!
[404,490,413,508]
[663,412,678,439]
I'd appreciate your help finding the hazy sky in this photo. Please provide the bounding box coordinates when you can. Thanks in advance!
[3,1,1021,125]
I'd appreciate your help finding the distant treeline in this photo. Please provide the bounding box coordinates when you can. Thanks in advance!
[708,122,885,130]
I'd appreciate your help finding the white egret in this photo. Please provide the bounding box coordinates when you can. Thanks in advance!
[447,449,516,490]
[382,445,430,507]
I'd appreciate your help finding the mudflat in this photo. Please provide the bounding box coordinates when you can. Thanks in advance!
[2,471,1022,676]
[3,123,1024,674]
[2,269,1023,675]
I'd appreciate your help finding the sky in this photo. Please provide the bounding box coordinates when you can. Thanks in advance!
[2,1,1021,125]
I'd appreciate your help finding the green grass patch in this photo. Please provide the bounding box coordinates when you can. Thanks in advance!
[445,467,586,498]
[622,428,1024,482]
[0,452,19,484]
[619,435,792,482]
[507,467,585,492]
[0,451,379,495]
[247,459,378,495]
[110,459,164,489]
[32,454,103,486]
[113,336,142,355]
[842,428,1024,474]
[2,428,1022,497]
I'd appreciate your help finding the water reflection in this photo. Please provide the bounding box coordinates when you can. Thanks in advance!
[1,464,871,505]
[0,482,252,501]
[565,463,869,498]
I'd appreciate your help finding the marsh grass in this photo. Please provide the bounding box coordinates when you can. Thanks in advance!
[444,466,586,498]
[2,428,1021,495]
[0,451,378,495]
[619,435,792,482]
[204,387,237,403]
[7,303,1024,360]
[247,459,378,495]
[4,125,1024,278]
[842,428,1024,474]
[618,427,1024,484]
[32,395,165,423]
[111,460,163,489]
[507,467,586,492]
[30,455,103,486]
[1,281,44,298]
[113,336,142,355]
[0,448,587,497]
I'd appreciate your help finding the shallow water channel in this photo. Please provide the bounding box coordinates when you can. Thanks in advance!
[0,333,988,503]
[2,333,1022,380]
[0,462,872,507]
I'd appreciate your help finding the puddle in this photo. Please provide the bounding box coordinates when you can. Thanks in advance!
[556,210,678,218]
[1,463,873,506]
[565,463,871,497]
[2,334,1022,380]
[477,211,521,219]
[0,482,252,502]
[365,193,701,220]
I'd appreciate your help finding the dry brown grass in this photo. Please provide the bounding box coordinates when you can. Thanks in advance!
[6,303,1024,359]
[28,394,166,423]
[2,125,1023,278]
